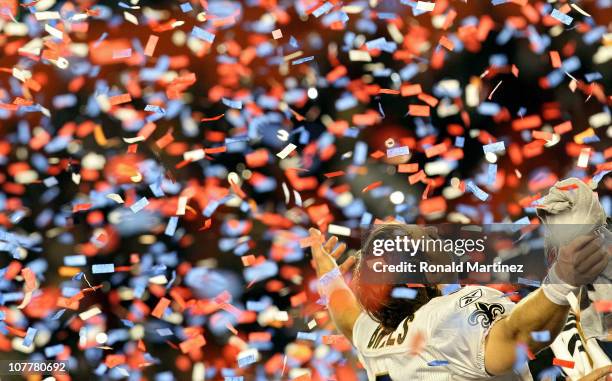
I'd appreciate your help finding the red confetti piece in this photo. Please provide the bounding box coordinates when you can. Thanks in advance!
[552,358,575,368]
[362,181,383,193]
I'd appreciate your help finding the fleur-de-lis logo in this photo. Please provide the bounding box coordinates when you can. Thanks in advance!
[468,302,505,328]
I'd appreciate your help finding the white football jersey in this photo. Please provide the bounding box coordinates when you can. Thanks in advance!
[352,286,532,381]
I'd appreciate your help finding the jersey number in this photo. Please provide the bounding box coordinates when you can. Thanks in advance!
[375,374,392,381]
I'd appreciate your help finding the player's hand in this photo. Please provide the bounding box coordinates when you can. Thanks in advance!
[577,366,612,381]
[555,234,610,286]
[309,228,355,278]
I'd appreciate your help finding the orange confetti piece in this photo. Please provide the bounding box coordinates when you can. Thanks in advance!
[549,51,561,68]
[401,84,422,97]
[511,65,519,77]
[151,297,171,318]
[532,130,552,141]
[512,115,541,130]
[425,143,448,158]
[398,163,419,173]
[324,171,344,178]
[593,300,612,313]
[73,203,92,212]
[201,114,225,122]
[419,196,447,215]
[108,93,132,106]
[94,124,107,146]
[409,170,425,185]
[408,104,430,117]
[553,121,572,135]
[362,181,383,193]
[144,35,159,57]
[156,131,174,149]
[179,334,206,353]
[439,35,455,51]
[198,218,212,231]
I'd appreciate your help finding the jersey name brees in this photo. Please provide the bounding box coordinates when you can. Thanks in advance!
[366,318,410,349]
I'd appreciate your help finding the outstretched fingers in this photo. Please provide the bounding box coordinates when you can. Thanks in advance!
[339,255,356,274]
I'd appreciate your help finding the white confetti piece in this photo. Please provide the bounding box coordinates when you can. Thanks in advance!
[44,24,63,39]
[276,143,297,159]
[282,182,290,204]
[328,224,351,236]
[177,196,188,215]
[123,11,139,25]
[577,148,590,168]
[349,50,372,62]
[79,307,102,321]
[123,136,146,144]
[416,1,436,12]
[107,194,124,204]
[34,11,61,20]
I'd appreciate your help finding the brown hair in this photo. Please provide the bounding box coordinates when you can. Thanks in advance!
[353,224,441,332]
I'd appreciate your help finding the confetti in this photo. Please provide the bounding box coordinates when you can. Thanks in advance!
[276,143,297,159]
[92,264,115,274]
[130,197,149,213]
[0,1,608,379]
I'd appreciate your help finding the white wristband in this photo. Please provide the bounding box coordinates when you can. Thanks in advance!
[541,265,580,305]
[317,267,349,301]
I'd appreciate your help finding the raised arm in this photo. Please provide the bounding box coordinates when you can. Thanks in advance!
[484,235,609,375]
[309,228,361,342]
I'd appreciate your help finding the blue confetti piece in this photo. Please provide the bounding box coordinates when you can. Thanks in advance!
[296,332,317,341]
[312,2,333,17]
[130,197,149,213]
[442,284,461,295]
[180,2,192,12]
[43,177,58,187]
[289,36,299,48]
[592,170,610,186]
[44,343,64,357]
[292,56,314,65]
[23,327,37,347]
[538,366,563,381]
[483,141,505,153]
[514,343,529,372]
[428,360,449,366]
[222,97,242,109]
[511,216,530,232]
[585,72,603,82]
[93,32,108,48]
[391,287,418,299]
[530,330,550,342]
[550,9,573,26]
[465,180,490,201]
[64,255,86,266]
[191,26,215,43]
[157,328,173,336]
[582,135,600,143]
[518,277,541,287]
[487,164,497,185]
[455,136,464,148]
[92,263,115,274]
[165,216,179,236]
[353,141,368,165]
[386,146,410,158]
[51,309,65,320]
